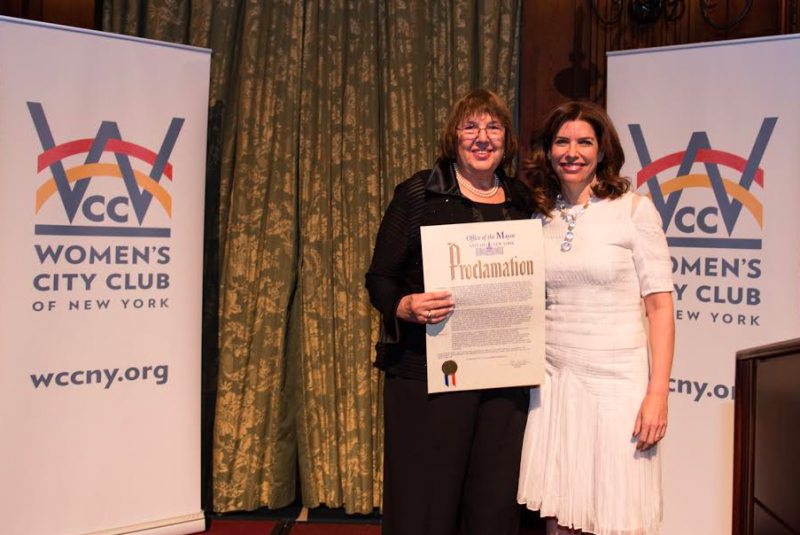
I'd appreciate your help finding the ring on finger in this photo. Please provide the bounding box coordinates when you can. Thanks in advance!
[427,310,432,323]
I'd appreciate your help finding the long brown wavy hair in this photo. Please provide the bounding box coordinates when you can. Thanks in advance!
[525,100,629,215]
[439,88,517,174]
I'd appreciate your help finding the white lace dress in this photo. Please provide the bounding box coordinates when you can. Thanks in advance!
[517,192,673,535]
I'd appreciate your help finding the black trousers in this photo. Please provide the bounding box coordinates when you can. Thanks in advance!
[382,374,529,535]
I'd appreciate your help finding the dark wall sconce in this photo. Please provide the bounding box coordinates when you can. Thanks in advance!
[590,0,753,30]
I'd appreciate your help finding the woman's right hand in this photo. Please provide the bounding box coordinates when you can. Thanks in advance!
[396,291,455,324]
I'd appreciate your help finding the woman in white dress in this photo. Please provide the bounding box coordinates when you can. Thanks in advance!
[517,101,675,535]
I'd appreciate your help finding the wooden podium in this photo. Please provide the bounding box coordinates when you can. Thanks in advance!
[733,338,800,535]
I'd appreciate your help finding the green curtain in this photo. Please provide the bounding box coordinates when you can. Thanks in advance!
[104,0,521,515]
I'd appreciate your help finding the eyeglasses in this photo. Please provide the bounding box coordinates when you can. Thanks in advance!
[457,123,505,141]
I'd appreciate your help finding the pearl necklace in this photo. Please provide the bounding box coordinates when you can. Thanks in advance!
[453,164,499,198]
[555,193,592,252]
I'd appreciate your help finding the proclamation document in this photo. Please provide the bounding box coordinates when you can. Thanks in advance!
[421,219,544,394]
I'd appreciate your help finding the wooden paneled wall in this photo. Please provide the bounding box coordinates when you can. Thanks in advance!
[519,0,799,163]
[0,0,99,30]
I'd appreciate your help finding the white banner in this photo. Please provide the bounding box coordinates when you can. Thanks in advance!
[608,36,800,534]
[0,17,209,535]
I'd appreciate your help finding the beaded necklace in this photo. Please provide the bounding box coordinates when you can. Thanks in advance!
[555,193,592,252]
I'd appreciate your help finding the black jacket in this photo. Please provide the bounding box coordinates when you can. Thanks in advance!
[365,159,532,380]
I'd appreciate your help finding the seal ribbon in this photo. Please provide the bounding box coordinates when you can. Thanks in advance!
[442,360,458,387]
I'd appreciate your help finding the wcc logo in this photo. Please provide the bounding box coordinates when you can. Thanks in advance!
[28,102,184,237]
[630,118,776,250]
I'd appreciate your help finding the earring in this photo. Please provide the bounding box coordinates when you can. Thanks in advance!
[598,151,605,162]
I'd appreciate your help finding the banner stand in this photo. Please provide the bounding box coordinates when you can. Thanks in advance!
[608,34,800,535]
[0,17,210,535]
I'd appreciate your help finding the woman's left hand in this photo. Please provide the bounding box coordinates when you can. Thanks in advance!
[632,392,668,451]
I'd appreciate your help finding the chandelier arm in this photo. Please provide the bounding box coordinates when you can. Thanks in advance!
[591,0,624,25]
[701,0,753,30]
[663,0,686,22]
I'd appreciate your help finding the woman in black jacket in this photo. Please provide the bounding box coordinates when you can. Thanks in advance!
[366,88,532,535]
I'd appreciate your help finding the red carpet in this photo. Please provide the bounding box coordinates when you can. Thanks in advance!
[289,525,380,535]
[198,517,545,534]
[201,519,278,534]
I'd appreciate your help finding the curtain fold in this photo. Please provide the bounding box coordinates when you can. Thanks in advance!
[208,0,308,511]
[103,0,521,515]
[293,0,383,513]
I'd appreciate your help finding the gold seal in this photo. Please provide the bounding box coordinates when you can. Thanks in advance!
[442,360,458,375]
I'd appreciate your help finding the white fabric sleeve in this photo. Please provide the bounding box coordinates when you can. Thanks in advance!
[631,194,674,296]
